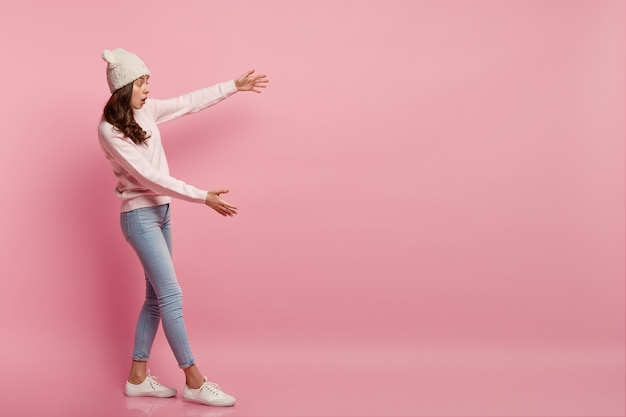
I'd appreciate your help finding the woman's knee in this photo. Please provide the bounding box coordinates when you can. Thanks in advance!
[158,284,183,309]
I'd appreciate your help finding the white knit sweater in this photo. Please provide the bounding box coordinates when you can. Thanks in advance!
[98,80,237,212]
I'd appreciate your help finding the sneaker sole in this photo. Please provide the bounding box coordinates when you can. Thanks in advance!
[125,391,177,398]
[182,395,235,407]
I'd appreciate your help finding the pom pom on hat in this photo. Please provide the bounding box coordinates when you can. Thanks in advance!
[102,49,117,66]
[102,48,150,93]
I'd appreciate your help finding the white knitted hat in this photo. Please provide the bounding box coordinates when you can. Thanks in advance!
[102,48,151,93]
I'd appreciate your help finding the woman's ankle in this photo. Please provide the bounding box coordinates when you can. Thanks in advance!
[183,365,205,389]
[128,360,148,384]
[127,375,147,385]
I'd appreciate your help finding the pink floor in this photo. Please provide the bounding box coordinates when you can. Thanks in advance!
[4,340,623,417]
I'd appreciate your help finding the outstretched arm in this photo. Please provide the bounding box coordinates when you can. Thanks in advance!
[235,70,269,93]
[151,81,237,124]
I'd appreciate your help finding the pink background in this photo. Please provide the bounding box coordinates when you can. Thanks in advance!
[0,0,624,416]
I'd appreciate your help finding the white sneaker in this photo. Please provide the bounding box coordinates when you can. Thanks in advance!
[183,378,236,407]
[125,370,177,398]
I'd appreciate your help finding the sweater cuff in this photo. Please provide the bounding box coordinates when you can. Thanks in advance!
[194,189,208,204]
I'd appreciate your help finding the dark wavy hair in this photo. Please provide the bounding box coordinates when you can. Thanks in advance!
[103,83,150,145]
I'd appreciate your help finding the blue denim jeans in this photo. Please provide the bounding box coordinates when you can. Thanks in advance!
[120,204,195,368]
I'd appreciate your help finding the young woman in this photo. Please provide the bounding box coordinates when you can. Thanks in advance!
[98,48,267,407]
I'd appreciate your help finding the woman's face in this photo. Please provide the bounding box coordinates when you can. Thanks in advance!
[130,75,150,109]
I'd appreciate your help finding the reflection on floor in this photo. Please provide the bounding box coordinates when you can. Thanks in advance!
[3,341,624,416]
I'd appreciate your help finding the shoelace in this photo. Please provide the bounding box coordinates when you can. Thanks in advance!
[202,381,223,395]
[146,370,165,389]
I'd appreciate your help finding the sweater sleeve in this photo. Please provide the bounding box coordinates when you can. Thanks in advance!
[150,80,237,124]
[99,131,208,204]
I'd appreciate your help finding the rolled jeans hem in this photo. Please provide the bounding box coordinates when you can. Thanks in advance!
[179,360,196,369]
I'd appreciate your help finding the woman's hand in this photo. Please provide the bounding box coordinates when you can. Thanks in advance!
[235,70,269,93]
[205,189,238,217]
